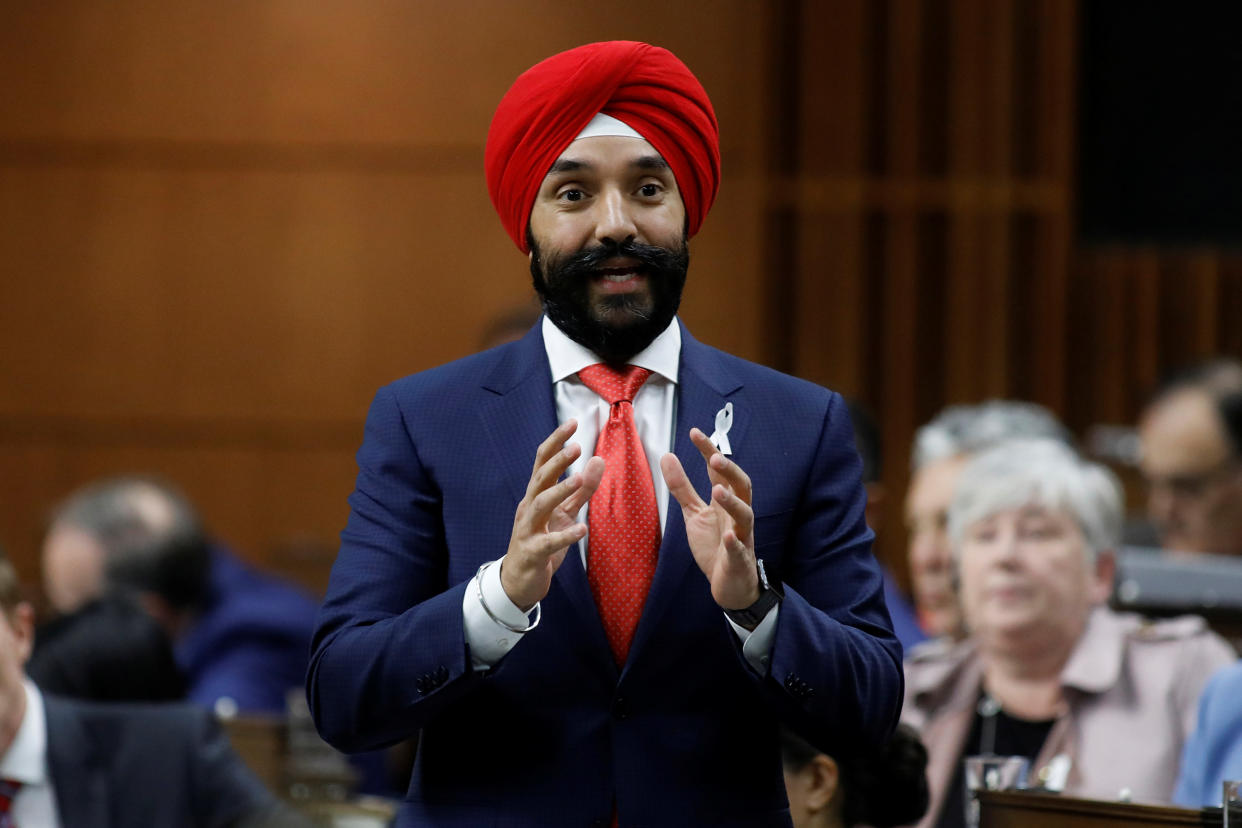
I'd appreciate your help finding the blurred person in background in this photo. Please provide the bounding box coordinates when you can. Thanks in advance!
[0,549,307,827]
[1137,359,1242,557]
[41,476,318,716]
[846,399,925,651]
[902,439,1234,828]
[29,592,185,702]
[781,723,929,828]
[1174,659,1242,807]
[905,401,1072,641]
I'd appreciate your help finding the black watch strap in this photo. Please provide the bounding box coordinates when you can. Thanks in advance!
[724,558,783,629]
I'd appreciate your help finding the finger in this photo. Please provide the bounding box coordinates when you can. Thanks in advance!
[707,451,753,506]
[557,456,605,520]
[526,472,586,529]
[526,440,583,500]
[689,427,729,490]
[660,453,706,511]
[530,419,579,476]
[721,528,751,562]
[713,484,755,546]
[541,523,587,556]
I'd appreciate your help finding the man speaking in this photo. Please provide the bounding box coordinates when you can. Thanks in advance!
[308,41,902,827]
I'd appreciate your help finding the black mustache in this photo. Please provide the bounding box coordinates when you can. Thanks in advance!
[553,239,684,279]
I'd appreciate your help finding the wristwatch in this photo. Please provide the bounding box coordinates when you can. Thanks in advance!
[724,558,784,629]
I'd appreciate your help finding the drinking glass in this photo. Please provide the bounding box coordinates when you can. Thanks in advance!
[963,755,1029,828]
[1224,780,1242,828]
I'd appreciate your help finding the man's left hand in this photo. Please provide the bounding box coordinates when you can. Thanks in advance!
[660,427,760,611]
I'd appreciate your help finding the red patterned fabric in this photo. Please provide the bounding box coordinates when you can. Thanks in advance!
[578,364,661,665]
[485,40,720,253]
[0,778,20,827]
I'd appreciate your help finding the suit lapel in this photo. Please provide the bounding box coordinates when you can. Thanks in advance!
[479,324,615,675]
[624,327,749,671]
[44,695,109,828]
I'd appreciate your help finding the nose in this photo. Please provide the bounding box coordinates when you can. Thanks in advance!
[592,187,638,246]
[992,529,1022,566]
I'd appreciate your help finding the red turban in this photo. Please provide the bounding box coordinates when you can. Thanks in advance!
[485,41,721,253]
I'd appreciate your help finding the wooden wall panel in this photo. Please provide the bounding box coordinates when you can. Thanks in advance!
[768,0,1239,593]
[0,1,771,592]
[6,0,1239,614]
[772,0,1082,586]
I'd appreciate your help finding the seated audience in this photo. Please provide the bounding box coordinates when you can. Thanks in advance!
[905,401,1072,640]
[29,593,185,702]
[41,476,319,715]
[781,724,930,828]
[0,551,307,827]
[1174,660,1242,807]
[1137,358,1242,557]
[902,439,1235,828]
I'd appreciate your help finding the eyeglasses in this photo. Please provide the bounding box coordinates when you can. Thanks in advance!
[1146,459,1242,501]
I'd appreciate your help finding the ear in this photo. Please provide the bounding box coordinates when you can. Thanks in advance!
[804,753,840,813]
[1089,547,1117,605]
[12,602,35,667]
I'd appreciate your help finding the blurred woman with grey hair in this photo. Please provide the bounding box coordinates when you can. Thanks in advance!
[901,439,1234,828]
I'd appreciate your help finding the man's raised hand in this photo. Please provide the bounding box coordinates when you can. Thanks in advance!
[501,419,605,611]
[660,427,759,611]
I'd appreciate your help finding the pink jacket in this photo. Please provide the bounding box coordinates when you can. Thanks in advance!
[901,608,1236,828]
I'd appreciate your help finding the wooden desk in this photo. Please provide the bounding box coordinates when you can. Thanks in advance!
[978,790,1221,828]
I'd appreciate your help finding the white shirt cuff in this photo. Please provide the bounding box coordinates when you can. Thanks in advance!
[462,559,534,670]
[726,605,779,675]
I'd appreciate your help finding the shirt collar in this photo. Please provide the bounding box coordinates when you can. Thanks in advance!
[542,316,681,384]
[1057,606,1128,694]
[0,681,48,786]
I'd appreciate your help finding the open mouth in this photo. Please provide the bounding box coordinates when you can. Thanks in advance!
[592,260,647,291]
[596,268,643,282]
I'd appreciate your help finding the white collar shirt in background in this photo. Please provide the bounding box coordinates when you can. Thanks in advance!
[0,681,61,827]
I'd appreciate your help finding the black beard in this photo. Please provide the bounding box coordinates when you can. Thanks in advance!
[529,234,689,365]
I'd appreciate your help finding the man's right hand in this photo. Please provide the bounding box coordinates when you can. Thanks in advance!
[501,419,604,611]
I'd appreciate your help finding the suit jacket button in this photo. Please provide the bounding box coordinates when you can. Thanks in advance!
[612,696,628,720]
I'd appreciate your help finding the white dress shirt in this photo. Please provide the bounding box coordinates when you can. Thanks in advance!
[0,681,61,827]
[462,317,777,671]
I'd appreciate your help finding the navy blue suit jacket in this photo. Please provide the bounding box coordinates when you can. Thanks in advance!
[308,321,903,827]
[43,695,289,827]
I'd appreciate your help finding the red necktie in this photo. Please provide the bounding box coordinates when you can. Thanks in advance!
[0,778,20,828]
[578,364,661,666]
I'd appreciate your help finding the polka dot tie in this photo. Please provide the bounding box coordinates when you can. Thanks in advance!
[0,778,20,828]
[578,363,661,666]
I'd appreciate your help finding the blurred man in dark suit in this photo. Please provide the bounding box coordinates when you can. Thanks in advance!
[0,551,305,827]
[42,476,319,715]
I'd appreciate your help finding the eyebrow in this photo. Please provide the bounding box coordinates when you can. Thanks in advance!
[543,154,671,178]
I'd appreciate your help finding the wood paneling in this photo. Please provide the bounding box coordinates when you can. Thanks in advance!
[5,0,1240,610]
[0,1,771,591]
[767,0,1242,592]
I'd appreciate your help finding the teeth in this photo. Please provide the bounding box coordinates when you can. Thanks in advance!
[602,272,637,282]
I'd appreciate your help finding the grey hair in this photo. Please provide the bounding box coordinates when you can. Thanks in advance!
[49,476,211,610]
[948,438,1123,559]
[912,400,1072,471]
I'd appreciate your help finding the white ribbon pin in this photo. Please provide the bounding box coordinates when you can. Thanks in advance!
[709,402,734,455]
